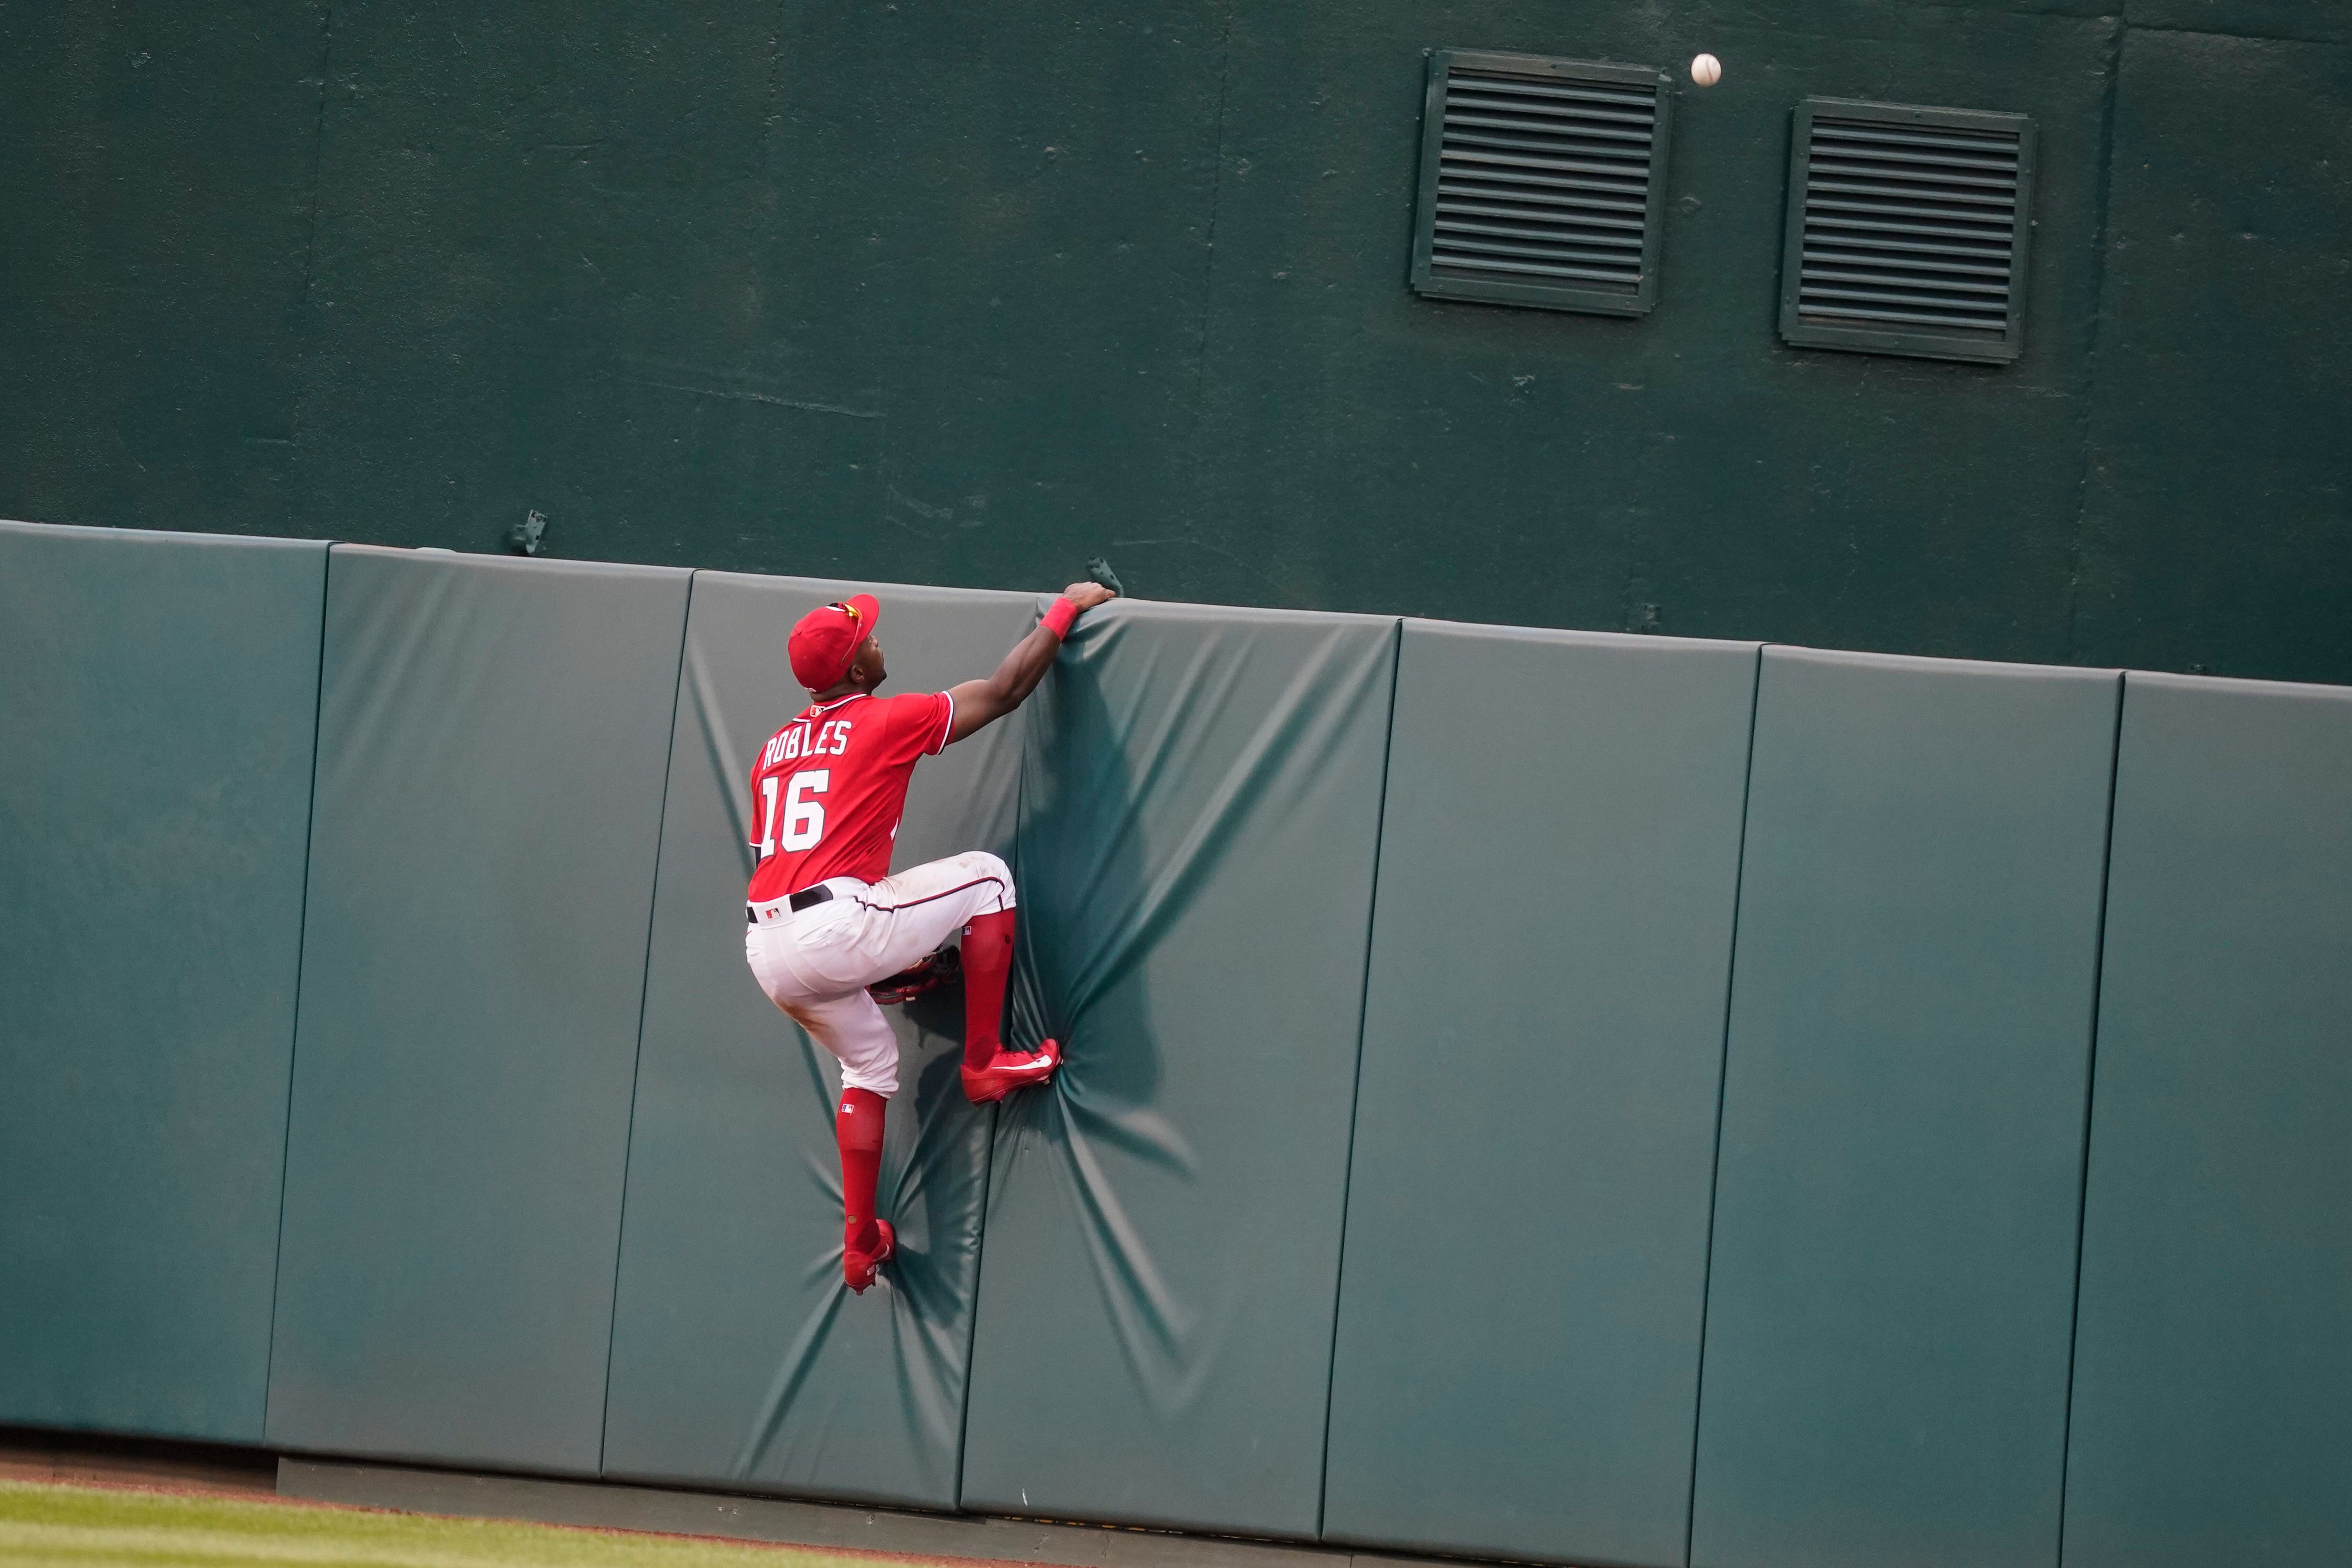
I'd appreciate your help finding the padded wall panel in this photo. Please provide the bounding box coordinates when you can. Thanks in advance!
[2063,673,2352,1568]
[960,602,1397,1537]
[267,547,688,1475]
[601,572,1037,1508]
[1324,625,1758,1568]
[0,520,324,1442]
[1691,649,2118,1568]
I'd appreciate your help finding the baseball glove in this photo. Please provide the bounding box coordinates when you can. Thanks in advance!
[867,943,963,1005]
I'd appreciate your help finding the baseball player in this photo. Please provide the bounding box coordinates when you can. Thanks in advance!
[743,581,1117,1292]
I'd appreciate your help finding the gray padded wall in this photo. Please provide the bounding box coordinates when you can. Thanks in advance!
[0,520,324,1442]
[1324,625,1759,1568]
[267,547,688,1475]
[602,572,1037,1508]
[1691,649,2118,1568]
[2063,673,2352,1568]
[960,602,1398,1538]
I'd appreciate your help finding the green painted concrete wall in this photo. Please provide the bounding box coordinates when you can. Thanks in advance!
[1,1,2344,684]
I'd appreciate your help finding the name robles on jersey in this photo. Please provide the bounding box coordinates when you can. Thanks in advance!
[746,689,955,900]
[761,717,855,768]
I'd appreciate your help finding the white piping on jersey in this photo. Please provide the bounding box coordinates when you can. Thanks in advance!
[792,689,952,754]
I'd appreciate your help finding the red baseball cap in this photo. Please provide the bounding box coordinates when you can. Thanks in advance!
[788,593,881,690]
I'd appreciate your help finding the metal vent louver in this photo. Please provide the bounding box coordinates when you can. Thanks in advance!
[1411,50,1675,316]
[1780,98,2037,363]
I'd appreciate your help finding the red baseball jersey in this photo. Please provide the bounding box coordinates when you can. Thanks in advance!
[746,690,955,900]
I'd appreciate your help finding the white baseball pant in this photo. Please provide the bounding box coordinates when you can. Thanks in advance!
[743,849,1014,1097]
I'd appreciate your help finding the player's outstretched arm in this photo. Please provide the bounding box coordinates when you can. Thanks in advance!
[945,580,1117,742]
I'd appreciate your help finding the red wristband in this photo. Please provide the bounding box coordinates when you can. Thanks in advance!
[1041,596,1080,639]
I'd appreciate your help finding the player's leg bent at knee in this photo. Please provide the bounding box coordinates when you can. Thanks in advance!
[860,851,1014,952]
[864,849,1061,1105]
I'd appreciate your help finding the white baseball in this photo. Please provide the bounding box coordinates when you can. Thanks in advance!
[1691,53,1722,87]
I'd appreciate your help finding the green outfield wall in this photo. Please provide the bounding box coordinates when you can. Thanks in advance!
[1,2,2347,686]
[0,521,323,1443]
[5,519,2348,1567]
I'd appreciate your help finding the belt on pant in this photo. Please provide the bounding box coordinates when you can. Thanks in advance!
[748,884,835,925]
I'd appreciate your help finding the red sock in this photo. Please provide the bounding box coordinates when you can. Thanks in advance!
[961,908,1016,1070]
[837,1087,885,1255]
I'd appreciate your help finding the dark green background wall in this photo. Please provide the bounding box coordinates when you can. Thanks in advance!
[2,1,2345,682]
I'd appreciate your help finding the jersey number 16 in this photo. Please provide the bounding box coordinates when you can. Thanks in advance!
[757,769,828,857]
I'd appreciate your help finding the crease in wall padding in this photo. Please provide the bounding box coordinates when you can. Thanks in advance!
[1689,648,2121,1568]
[266,547,690,1477]
[2061,673,2352,1568]
[601,572,1038,1510]
[0,520,327,1444]
[1322,624,1760,1568]
[964,602,1398,1539]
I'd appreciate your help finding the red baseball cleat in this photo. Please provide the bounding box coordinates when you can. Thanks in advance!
[844,1219,895,1294]
[960,1040,1063,1105]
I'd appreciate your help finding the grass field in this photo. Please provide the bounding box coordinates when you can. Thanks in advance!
[0,1480,964,1568]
